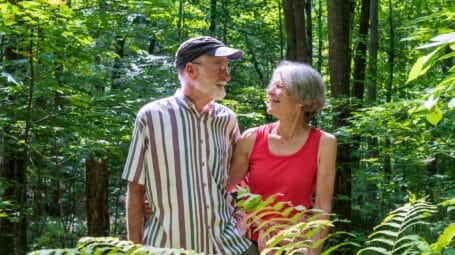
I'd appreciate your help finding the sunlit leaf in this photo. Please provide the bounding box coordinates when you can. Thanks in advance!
[448,98,455,109]
[425,106,443,126]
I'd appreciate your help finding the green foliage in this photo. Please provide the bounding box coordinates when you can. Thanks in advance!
[1,0,454,253]
[406,31,455,126]
[28,237,202,255]
[356,196,454,255]
[234,186,358,254]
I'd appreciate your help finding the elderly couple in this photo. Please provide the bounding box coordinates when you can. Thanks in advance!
[122,36,336,255]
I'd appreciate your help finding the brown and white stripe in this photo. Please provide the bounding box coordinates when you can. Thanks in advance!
[123,93,251,254]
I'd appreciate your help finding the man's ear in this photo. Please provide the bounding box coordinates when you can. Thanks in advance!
[186,63,199,80]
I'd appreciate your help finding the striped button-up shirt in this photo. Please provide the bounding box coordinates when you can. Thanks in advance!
[122,92,251,254]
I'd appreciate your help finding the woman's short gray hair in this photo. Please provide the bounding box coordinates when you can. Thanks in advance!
[269,61,326,117]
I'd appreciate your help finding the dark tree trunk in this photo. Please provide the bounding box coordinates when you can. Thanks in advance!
[0,142,27,255]
[383,0,394,180]
[316,0,323,72]
[305,0,313,65]
[0,16,29,254]
[209,0,217,33]
[367,0,379,103]
[352,0,370,102]
[85,157,110,236]
[278,0,285,60]
[283,0,311,63]
[178,0,184,41]
[327,0,352,232]
[111,36,125,90]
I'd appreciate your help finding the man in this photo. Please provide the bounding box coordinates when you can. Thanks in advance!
[122,36,257,255]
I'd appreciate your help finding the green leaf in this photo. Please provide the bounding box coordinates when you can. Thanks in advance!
[426,106,443,126]
[416,32,455,49]
[431,224,455,253]
[406,47,441,84]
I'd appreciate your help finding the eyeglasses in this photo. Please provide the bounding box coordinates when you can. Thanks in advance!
[191,61,232,75]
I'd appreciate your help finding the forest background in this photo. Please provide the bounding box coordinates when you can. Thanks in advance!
[0,0,454,254]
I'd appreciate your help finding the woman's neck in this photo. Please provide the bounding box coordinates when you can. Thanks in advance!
[273,117,310,141]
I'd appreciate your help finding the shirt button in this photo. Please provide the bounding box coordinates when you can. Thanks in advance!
[201,161,205,166]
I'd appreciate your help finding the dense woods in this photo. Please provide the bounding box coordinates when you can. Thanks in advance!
[0,0,453,254]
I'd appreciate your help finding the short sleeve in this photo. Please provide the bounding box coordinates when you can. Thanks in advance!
[122,113,148,185]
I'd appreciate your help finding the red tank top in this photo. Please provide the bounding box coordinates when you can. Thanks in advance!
[245,123,322,209]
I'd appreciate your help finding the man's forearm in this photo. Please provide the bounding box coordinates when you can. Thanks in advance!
[126,183,146,244]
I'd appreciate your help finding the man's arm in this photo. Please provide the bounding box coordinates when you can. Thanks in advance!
[126,182,146,244]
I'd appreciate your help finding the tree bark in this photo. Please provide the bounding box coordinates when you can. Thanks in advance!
[0,15,30,253]
[384,0,394,179]
[85,157,110,236]
[283,0,311,63]
[327,0,352,232]
[209,0,217,33]
[352,0,370,102]
[316,0,323,72]
[305,0,313,65]
[367,0,379,103]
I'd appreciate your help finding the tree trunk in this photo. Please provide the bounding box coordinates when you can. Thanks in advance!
[209,0,217,33]
[111,36,125,90]
[0,142,26,255]
[383,0,394,180]
[178,0,184,41]
[316,0,323,72]
[386,0,394,103]
[367,0,379,103]
[0,19,31,254]
[283,0,311,63]
[85,157,110,236]
[352,0,370,102]
[305,0,313,65]
[278,0,285,60]
[221,0,228,42]
[327,0,352,232]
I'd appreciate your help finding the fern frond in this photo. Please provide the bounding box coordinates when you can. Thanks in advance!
[356,246,391,255]
[366,237,394,247]
[368,229,399,239]
[27,249,81,255]
[359,198,447,255]
[392,235,423,254]
[321,242,360,255]
[399,221,431,234]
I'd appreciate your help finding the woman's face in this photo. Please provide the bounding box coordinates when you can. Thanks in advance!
[266,75,301,118]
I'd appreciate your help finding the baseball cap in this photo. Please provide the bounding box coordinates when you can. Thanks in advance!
[174,36,243,69]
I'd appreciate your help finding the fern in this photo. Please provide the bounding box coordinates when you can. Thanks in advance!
[356,197,454,255]
[28,237,202,255]
[234,186,357,254]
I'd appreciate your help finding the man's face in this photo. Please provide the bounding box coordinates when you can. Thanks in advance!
[190,55,231,100]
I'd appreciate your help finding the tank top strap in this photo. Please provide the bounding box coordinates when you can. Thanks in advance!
[252,123,274,152]
[305,127,322,152]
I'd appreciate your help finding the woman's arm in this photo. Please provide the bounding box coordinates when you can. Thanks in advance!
[310,131,337,255]
[226,127,258,191]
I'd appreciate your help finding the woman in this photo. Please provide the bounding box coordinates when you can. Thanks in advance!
[228,61,337,255]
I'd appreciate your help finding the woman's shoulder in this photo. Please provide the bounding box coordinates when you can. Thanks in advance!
[240,126,259,143]
[241,123,274,139]
[317,129,337,149]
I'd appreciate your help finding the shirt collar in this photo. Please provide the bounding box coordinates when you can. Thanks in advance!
[175,89,214,116]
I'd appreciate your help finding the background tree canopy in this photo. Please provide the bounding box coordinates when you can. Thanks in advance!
[0,0,453,254]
